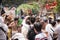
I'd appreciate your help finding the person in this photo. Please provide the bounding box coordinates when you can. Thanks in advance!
[9,7,16,18]
[9,17,19,36]
[21,16,31,38]
[0,16,8,40]
[54,17,60,40]
[50,21,56,40]
[51,21,56,32]
[1,8,5,16]
[3,5,9,15]
[35,22,48,40]
[43,19,53,40]
[11,25,26,40]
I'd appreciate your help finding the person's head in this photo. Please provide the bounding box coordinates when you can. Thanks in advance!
[1,8,5,16]
[42,17,48,24]
[34,22,42,32]
[30,16,35,24]
[51,21,56,27]
[14,17,19,26]
[56,17,60,23]
[43,19,48,23]
[5,15,13,22]
[14,17,19,22]
[36,16,40,22]
[26,19,31,25]
[11,7,16,10]
[48,17,53,24]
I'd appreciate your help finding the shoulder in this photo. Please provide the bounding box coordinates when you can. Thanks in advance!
[35,33,45,38]
[35,33,47,40]
[12,33,24,38]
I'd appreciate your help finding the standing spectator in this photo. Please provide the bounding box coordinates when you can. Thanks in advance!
[43,19,53,40]
[0,16,8,40]
[35,22,48,40]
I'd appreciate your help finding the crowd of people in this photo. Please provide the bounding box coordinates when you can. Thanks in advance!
[0,5,60,40]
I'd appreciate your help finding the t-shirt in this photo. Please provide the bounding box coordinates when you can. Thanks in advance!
[35,32,48,40]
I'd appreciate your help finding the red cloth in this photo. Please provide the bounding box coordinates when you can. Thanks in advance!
[52,2,57,6]
[45,4,50,10]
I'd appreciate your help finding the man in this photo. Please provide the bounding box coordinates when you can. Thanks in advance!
[35,22,48,40]
[43,18,53,40]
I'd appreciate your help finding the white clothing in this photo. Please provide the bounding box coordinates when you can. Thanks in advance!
[35,32,47,40]
[45,24,54,40]
[21,16,30,38]
[0,16,8,32]
[0,16,4,23]
[9,10,15,18]
[12,33,26,40]
[0,23,8,33]
[55,23,60,40]
[21,23,30,38]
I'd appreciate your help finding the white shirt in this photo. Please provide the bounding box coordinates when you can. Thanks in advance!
[21,16,30,38]
[45,24,54,40]
[55,23,60,40]
[12,33,26,40]
[35,32,47,40]
[0,23,8,33]
[21,23,30,38]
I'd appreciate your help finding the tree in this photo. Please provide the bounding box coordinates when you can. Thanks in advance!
[2,0,36,6]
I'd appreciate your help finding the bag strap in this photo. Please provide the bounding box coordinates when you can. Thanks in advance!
[0,27,6,33]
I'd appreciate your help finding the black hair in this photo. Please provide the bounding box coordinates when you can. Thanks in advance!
[28,16,35,24]
[44,19,48,23]
[57,20,60,22]
[5,15,9,19]
[26,20,31,25]
[1,8,5,15]
[14,38,18,40]
[14,17,19,21]
[11,38,18,40]
[34,22,42,32]
[51,21,56,27]
[48,17,52,24]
